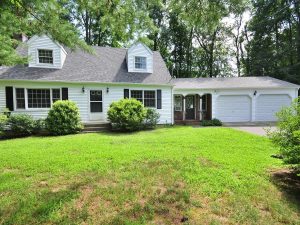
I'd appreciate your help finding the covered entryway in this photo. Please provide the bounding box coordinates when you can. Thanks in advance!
[255,94,292,121]
[174,93,212,124]
[216,95,251,122]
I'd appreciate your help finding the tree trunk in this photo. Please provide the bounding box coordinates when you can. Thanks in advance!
[208,28,218,77]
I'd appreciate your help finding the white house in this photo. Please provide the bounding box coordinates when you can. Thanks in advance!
[0,35,299,124]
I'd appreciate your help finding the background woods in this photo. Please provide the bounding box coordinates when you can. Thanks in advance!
[1,0,300,83]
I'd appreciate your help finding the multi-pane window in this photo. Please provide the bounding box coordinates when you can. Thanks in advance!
[38,49,53,64]
[28,89,51,108]
[90,90,103,112]
[52,89,61,103]
[16,88,25,109]
[135,56,146,69]
[174,95,182,111]
[144,91,156,107]
[202,95,207,111]
[130,90,156,108]
[130,90,143,102]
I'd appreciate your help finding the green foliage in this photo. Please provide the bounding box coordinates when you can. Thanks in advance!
[0,113,8,134]
[143,108,160,129]
[201,118,222,126]
[6,114,36,137]
[45,100,83,135]
[268,98,300,172]
[0,128,299,224]
[33,119,45,134]
[107,99,147,131]
[246,0,300,83]
[0,0,90,65]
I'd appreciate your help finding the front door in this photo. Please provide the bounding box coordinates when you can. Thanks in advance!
[185,95,195,120]
[89,90,103,121]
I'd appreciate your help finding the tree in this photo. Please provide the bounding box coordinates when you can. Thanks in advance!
[268,98,300,174]
[246,0,300,84]
[67,0,157,47]
[0,0,90,66]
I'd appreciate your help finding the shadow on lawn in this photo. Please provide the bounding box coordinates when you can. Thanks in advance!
[271,169,300,210]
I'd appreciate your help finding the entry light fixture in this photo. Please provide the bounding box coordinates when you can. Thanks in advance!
[82,86,85,93]
[254,90,257,96]
[106,87,109,93]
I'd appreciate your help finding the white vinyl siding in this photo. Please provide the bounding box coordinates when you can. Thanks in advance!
[28,35,67,69]
[255,94,292,121]
[127,43,153,73]
[216,95,252,122]
[0,82,172,124]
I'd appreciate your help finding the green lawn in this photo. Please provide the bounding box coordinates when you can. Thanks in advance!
[0,127,299,225]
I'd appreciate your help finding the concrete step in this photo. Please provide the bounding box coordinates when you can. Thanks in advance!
[82,123,111,132]
[175,120,200,125]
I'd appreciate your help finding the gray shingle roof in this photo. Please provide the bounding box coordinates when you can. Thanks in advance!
[0,46,172,85]
[171,76,299,89]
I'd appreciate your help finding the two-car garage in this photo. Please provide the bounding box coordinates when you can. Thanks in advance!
[215,94,293,122]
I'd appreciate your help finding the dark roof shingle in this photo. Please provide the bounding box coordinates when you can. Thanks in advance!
[0,46,172,85]
[171,76,299,89]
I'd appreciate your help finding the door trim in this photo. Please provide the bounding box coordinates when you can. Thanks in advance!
[88,89,104,121]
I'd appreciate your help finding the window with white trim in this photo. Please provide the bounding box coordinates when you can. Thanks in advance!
[130,90,143,102]
[14,88,61,109]
[174,95,182,111]
[52,89,61,103]
[135,56,147,69]
[144,91,156,107]
[28,89,51,108]
[130,90,156,108]
[38,49,53,64]
[16,88,25,109]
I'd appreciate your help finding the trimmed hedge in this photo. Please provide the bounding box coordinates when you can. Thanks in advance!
[201,118,222,126]
[108,99,147,131]
[108,99,160,131]
[45,100,83,135]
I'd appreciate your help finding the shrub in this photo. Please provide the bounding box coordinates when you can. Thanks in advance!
[45,100,83,135]
[143,108,160,129]
[6,114,36,137]
[33,119,45,134]
[201,118,222,126]
[107,98,147,131]
[268,98,300,173]
[0,113,8,135]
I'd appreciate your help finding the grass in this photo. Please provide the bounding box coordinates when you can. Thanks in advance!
[0,126,299,224]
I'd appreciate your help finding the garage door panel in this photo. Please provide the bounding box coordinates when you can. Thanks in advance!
[216,95,251,122]
[256,94,291,121]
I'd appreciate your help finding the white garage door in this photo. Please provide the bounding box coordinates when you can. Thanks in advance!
[216,95,251,122]
[255,94,291,121]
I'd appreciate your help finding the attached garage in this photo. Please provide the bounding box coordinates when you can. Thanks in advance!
[255,94,292,121]
[216,95,252,122]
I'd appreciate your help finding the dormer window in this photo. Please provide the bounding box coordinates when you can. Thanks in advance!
[135,56,147,69]
[38,49,53,64]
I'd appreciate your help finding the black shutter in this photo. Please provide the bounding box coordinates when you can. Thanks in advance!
[124,89,129,99]
[157,89,162,109]
[62,87,68,100]
[5,86,14,111]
